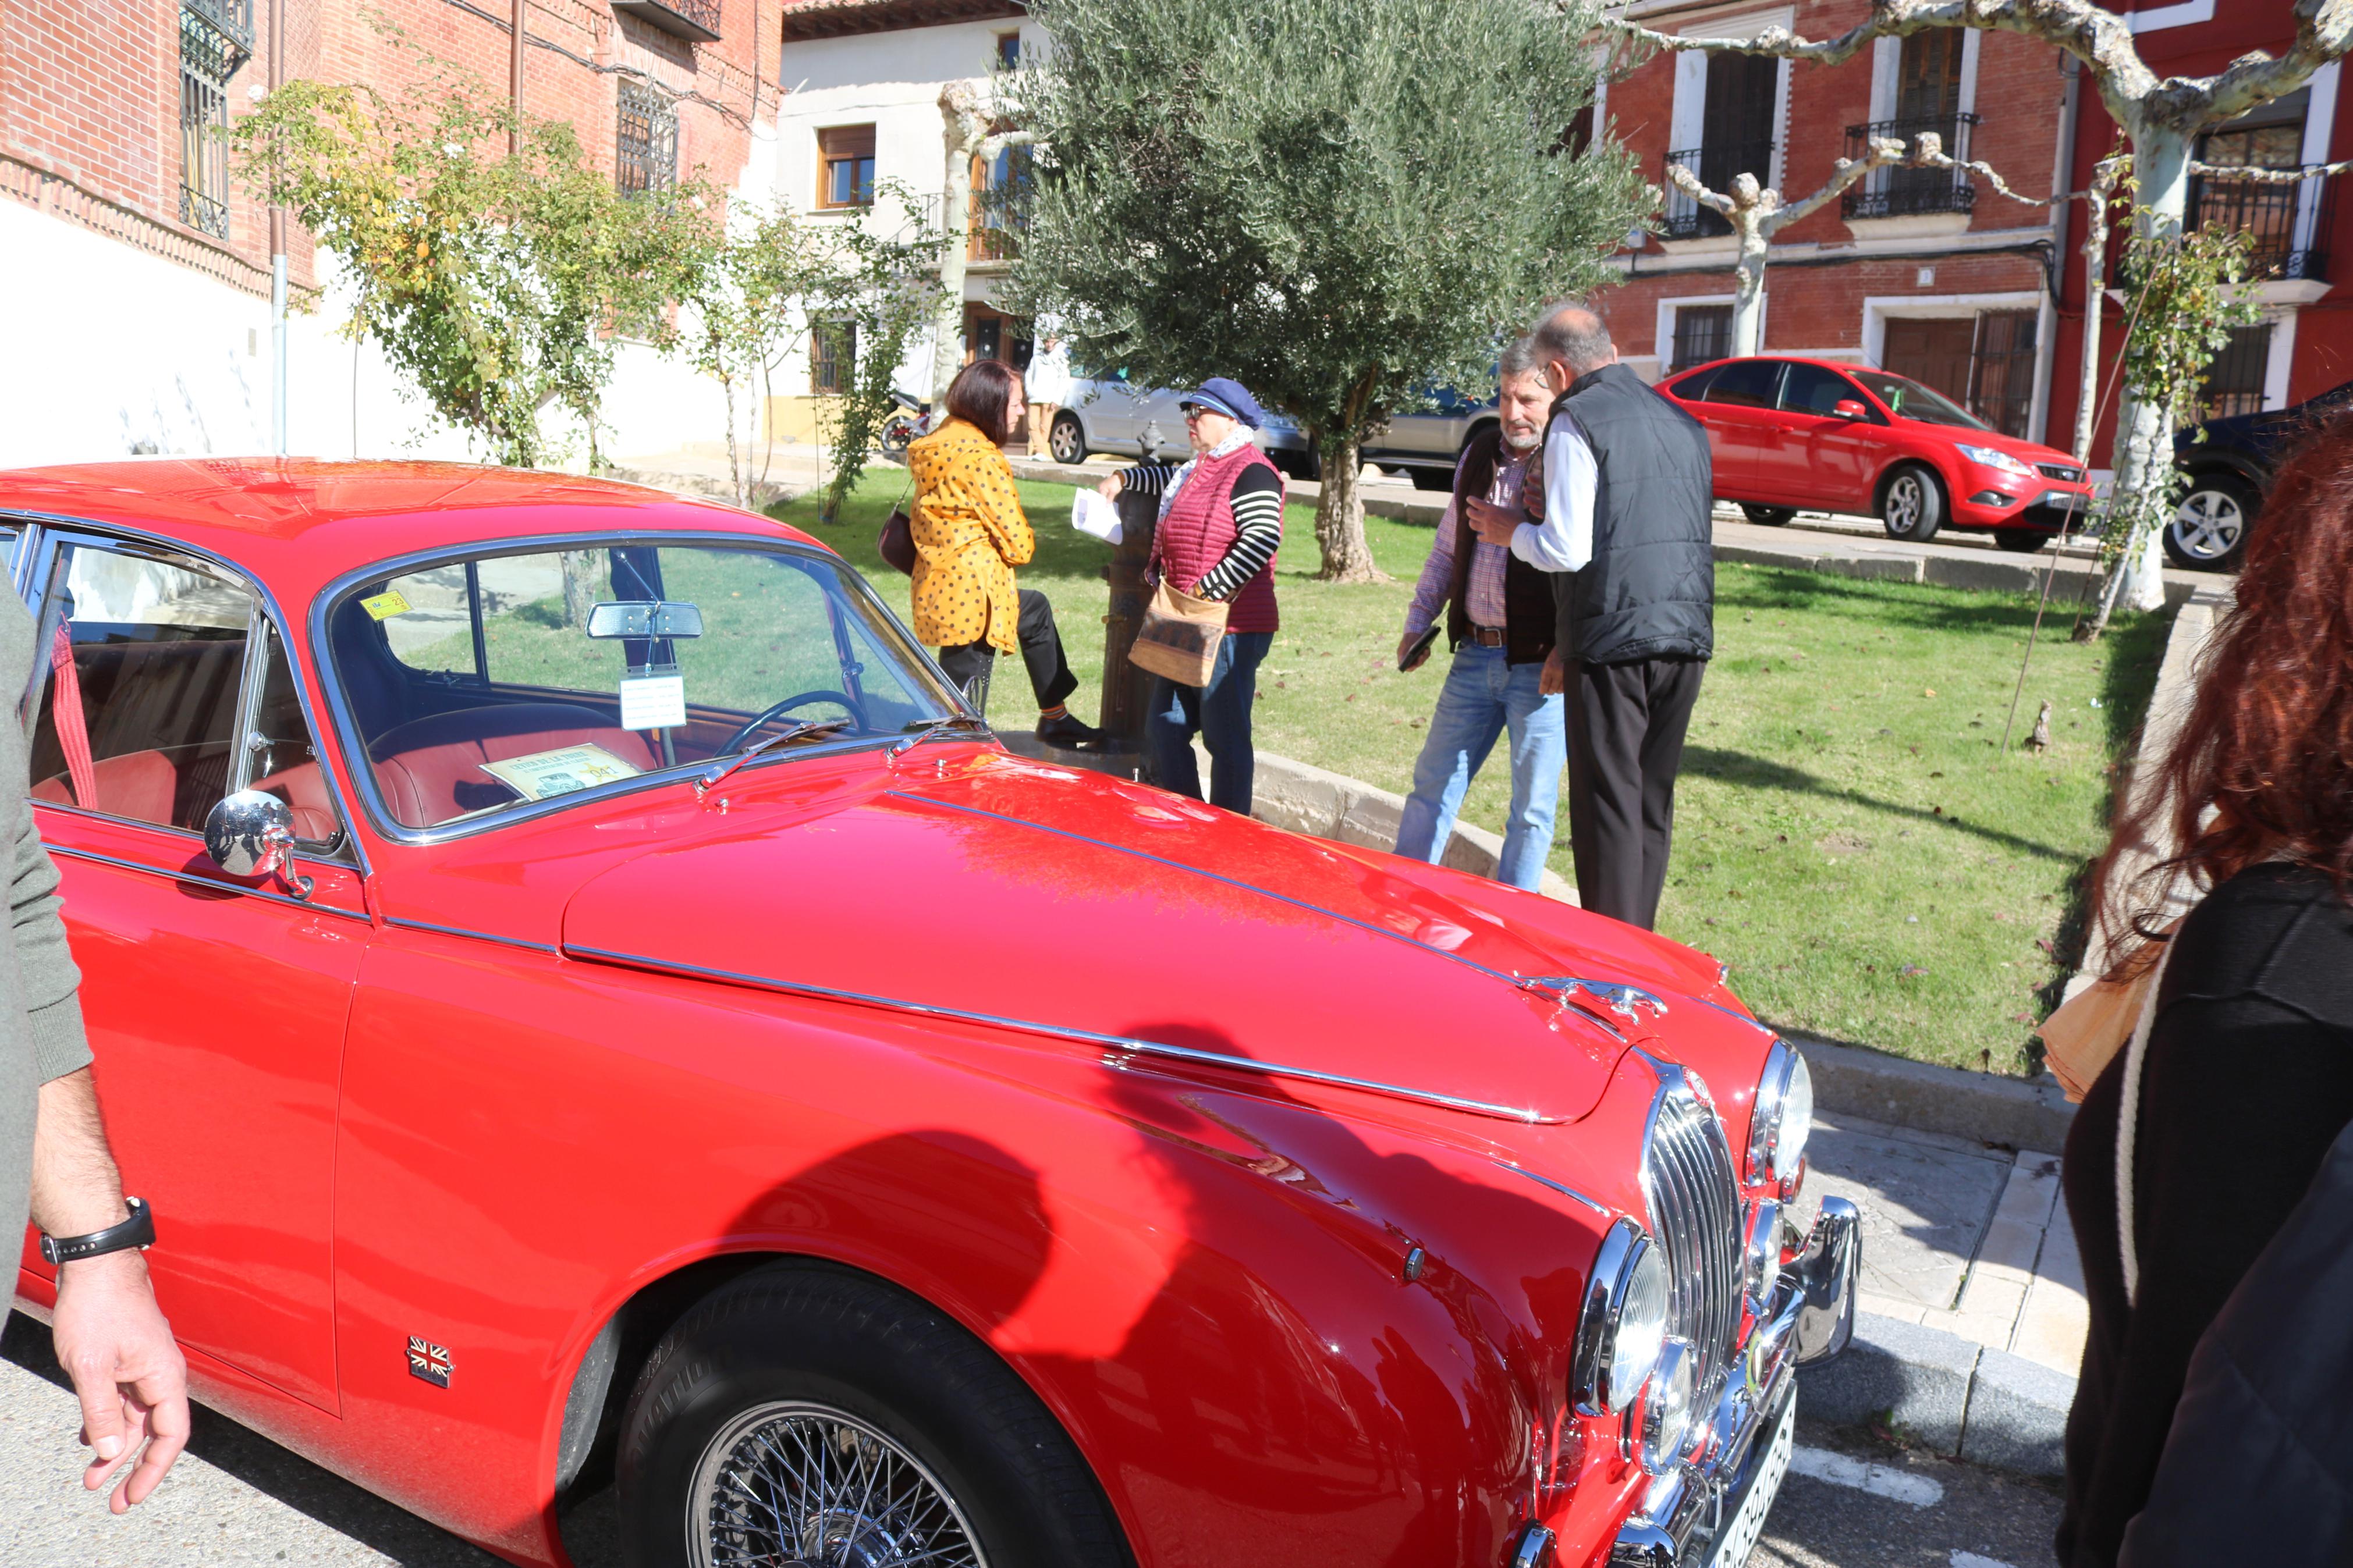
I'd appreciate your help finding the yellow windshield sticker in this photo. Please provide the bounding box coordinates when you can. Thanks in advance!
[361,590,413,621]
[478,743,641,803]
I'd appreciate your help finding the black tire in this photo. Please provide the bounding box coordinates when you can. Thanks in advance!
[1272,448,1322,482]
[1407,467,1454,491]
[618,1263,1128,1568]
[1880,463,1946,543]
[879,414,918,458]
[1740,504,1796,527]
[2164,471,2258,570]
[1048,413,1087,466]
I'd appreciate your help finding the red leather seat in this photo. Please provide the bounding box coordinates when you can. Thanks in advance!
[254,762,340,842]
[368,703,659,828]
[31,750,180,824]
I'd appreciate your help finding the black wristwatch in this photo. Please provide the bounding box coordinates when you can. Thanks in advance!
[40,1197,155,1265]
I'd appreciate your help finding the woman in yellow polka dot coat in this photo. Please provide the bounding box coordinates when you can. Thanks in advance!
[907,360,1099,745]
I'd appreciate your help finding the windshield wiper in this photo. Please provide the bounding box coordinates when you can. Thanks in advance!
[694,719,851,799]
[889,714,992,756]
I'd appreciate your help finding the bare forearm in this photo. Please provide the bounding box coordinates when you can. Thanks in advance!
[31,1068,128,1240]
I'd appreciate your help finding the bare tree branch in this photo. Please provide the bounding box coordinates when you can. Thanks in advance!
[1901,131,2047,205]
[2188,157,2353,181]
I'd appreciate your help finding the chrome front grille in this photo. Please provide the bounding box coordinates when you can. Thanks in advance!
[1640,1069,1745,1411]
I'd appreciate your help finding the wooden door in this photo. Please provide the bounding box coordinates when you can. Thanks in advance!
[1881,318,1976,408]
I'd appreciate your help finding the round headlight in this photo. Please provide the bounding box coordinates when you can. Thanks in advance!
[1574,1220,1670,1416]
[1747,1040,1815,1187]
[1639,1338,1698,1475]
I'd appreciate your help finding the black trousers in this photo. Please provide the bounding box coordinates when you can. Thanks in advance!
[936,588,1080,715]
[1563,655,1705,930]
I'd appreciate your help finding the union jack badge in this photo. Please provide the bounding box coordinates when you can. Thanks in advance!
[407,1336,452,1388]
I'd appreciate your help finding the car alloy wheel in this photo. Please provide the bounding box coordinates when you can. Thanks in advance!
[1049,415,1085,465]
[690,1401,987,1568]
[1880,464,1944,543]
[2166,479,2252,569]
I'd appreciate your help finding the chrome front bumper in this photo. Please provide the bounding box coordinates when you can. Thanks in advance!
[1607,1197,1860,1567]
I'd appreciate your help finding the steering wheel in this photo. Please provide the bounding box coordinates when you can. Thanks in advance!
[719,689,865,755]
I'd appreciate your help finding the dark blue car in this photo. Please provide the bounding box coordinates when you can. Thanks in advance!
[2170,379,2353,568]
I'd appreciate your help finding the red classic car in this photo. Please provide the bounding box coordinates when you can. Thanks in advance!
[1662,355,2096,549]
[3,460,1855,1568]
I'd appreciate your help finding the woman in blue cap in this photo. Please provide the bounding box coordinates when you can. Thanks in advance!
[1096,377,1284,813]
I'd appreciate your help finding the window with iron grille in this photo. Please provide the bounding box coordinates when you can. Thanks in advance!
[2199,323,2273,421]
[616,81,679,197]
[812,323,855,394]
[1671,305,1734,373]
[179,0,250,239]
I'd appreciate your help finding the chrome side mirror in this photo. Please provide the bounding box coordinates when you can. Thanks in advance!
[204,789,313,901]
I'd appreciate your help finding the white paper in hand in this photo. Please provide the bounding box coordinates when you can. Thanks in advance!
[1071,488,1124,545]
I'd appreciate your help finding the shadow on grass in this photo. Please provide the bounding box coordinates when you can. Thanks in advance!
[1681,745,2079,863]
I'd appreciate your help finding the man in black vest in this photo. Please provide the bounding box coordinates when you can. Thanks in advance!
[1470,304,1713,930]
[1392,339,1564,889]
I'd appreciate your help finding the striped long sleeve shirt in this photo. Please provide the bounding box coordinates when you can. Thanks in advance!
[1117,461,1285,600]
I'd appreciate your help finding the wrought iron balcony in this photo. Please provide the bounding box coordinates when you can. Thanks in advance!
[1841,112,1981,219]
[183,0,253,53]
[612,0,721,45]
[2190,167,2337,282]
[1660,140,1775,240]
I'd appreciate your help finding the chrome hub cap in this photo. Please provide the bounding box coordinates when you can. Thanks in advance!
[689,1402,988,1568]
[2172,489,2245,560]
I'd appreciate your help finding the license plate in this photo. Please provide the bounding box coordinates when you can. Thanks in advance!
[1708,1390,1795,1568]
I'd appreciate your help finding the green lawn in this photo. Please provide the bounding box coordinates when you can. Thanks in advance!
[773,469,2169,1074]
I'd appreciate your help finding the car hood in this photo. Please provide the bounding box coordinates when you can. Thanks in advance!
[560,751,1727,1125]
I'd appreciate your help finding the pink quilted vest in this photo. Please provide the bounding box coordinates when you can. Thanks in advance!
[1155,443,1283,634]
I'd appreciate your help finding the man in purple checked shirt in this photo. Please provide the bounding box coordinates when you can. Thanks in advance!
[1392,338,1564,890]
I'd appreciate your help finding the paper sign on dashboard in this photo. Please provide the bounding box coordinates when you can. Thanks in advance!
[360,590,413,620]
[619,673,687,730]
[479,744,641,802]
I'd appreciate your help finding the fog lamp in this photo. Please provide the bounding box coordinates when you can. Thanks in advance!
[1744,1198,1783,1307]
[1639,1338,1698,1475]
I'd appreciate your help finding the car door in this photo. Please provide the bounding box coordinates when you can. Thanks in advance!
[1762,362,1883,511]
[16,528,366,1414]
[1694,358,1785,498]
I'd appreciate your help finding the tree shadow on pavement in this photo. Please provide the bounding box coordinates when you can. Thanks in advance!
[1680,745,2080,863]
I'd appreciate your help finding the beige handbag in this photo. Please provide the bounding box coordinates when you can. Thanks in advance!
[1128,578,1229,687]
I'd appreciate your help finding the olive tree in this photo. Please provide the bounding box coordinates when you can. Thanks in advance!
[1618,0,2353,611]
[1011,0,1649,582]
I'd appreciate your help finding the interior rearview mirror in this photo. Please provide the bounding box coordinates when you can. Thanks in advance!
[1833,399,1869,421]
[586,601,704,639]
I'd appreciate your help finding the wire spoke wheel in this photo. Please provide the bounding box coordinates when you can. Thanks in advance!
[691,1402,988,1568]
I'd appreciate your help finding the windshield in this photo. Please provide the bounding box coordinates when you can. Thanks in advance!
[1846,370,1989,430]
[326,541,963,831]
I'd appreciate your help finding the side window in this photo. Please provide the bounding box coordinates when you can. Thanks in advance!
[29,542,253,833]
[1668,366,1722,401]
[1703,360,1784,408]
[250,623,342,850]
[1781,363,1877,419]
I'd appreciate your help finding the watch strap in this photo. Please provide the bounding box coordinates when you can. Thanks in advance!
[40,1197,155,1265]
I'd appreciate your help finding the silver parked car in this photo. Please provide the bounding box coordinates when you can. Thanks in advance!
[1258,389,1500,489]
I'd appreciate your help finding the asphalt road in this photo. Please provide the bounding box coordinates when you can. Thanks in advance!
[2,1311,2058,1568]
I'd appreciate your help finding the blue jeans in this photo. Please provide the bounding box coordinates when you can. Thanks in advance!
[1147,631,1274,815]
[1394,643,1565,890]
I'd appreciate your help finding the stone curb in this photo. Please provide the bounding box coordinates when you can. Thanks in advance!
[1790,1034,2076,1154]
[1798,1311,2074,1477]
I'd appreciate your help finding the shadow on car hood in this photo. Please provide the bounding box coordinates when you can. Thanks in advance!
[561,751,1723,1125]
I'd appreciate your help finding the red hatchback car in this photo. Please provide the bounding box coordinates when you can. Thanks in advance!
[2,460,1857,1568]
[1660,356,2096,550]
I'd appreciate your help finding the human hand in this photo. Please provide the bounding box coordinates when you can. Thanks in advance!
[1096,472,1124,501]
[51,1250,189,1512]
[1464,497,1519,547]
[1397,632,1431,673]
[1539,648,1567,697]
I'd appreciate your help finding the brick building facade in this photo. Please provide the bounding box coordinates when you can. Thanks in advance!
[1599,0,2351,470]
[0,0,775,465]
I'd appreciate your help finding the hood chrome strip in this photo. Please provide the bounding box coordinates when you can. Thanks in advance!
[563,942,1560,1124]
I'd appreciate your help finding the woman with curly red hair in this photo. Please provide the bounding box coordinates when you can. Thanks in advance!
[2056,406,2353,1567]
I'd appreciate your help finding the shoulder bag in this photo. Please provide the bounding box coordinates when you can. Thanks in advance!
[1128,510,1227,685]
[878,469,918,576]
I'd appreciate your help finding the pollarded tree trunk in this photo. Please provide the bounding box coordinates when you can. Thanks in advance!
[1730,226,1772,355]
[2099,123,2195,627]
[1312,433,1382,584]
